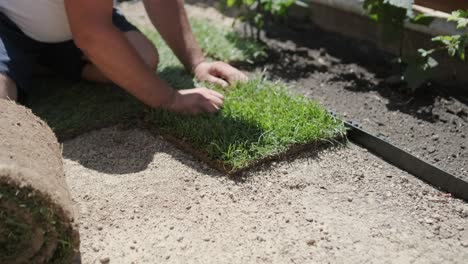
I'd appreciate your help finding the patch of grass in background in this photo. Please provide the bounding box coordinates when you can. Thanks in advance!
[142,18,267,66]
[191,19,267,63]
[146,76,345,171]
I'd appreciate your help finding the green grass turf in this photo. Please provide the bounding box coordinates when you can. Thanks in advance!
[146,77,345,171]
[26,17,345,171]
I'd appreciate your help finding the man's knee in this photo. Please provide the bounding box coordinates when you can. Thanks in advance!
[125,31,159,70]
[0,74,18,101]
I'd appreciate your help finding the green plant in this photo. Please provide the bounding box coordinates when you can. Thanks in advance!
[363,0,413,43]
[362,1,468,90]
[431,10,468,60]
[405,10,468,88]
[219,0,308,40]
[190,19,267,63]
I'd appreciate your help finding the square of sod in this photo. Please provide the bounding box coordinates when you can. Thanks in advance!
[145,76,346,172]
[28,18,264,139]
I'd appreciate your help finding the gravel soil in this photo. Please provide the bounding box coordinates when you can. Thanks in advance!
[62,2,468,263]
[65,127,468,263]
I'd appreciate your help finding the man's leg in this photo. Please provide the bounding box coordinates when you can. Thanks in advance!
[82,31,159,83]
[0,74,18,101]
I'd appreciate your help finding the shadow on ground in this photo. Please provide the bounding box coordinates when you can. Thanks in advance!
[60,125,221,178]
[27,77,143,140]
[328,70,468,123]
[61,124,340,181]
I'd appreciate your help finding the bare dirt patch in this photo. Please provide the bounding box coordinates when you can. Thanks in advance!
[65,126,468,263]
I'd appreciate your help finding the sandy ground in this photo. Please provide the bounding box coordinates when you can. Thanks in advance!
[61,2,468,263]
[65,127,467,263]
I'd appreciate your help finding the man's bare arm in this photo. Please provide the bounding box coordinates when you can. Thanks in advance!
[65,0,223,114]
[143,0,204,71]
[143,0,248,86]
[65,0,175,108]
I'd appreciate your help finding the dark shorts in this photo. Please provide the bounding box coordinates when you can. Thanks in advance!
[0,9,138,102]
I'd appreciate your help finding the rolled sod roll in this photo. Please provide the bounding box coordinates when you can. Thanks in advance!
[0,100,79,263]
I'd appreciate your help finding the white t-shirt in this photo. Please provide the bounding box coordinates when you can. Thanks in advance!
[0,0,116,43]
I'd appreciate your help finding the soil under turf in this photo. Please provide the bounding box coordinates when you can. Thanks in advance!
[57,2,468,263]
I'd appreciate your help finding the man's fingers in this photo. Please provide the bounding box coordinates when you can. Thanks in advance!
[237,71,248,82]
[202,100,220,113]
[209,89,224,101]
[209,95,223,109]
[207,75,229,87]
[212,62,248,84]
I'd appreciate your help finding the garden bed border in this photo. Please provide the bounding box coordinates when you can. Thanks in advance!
[345,120,468,201]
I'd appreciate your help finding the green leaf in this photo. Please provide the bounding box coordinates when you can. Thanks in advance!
[227,0,236,7]
[410,14,435,26]
[254,13,264,28]
[432,34,468,59]
[403,53,438,90]
[363,0,409,43]
[243,0,255,6]
[432,35,452,45]
[426,56,439,68]
[448,10,468,29]
[417,48,434,57]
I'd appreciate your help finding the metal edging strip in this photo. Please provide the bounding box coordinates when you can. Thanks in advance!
[344,121,468,201]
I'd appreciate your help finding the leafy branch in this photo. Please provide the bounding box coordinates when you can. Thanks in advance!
[219,0,308,40]
[362,0,468,90]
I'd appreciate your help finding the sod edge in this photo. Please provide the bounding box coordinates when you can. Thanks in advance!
[0,181,78,263]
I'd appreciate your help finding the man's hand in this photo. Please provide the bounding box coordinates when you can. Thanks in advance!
[165,88,224,115]
[194,61,248,87]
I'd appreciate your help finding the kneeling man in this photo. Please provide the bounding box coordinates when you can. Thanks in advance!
[0,0,246,115]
